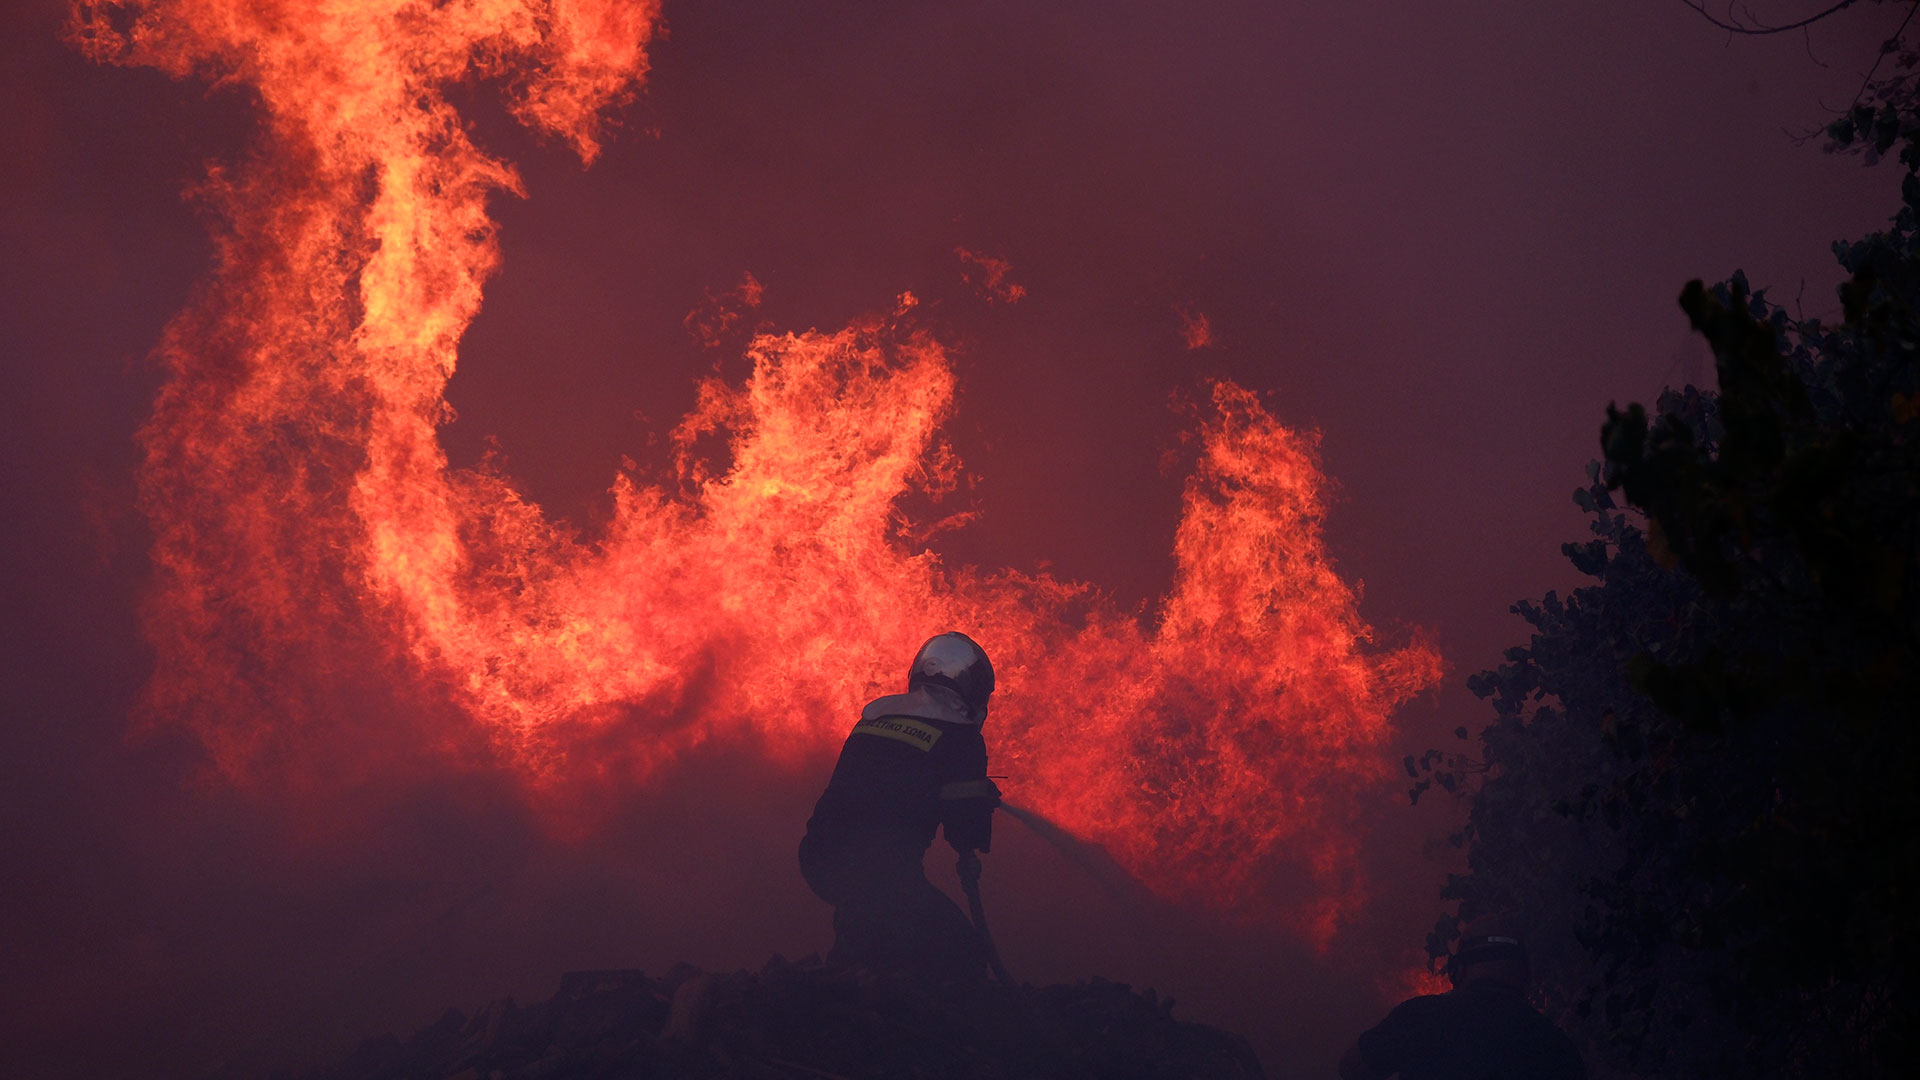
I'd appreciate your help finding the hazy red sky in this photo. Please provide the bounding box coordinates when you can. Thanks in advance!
[0,1,1905,1077]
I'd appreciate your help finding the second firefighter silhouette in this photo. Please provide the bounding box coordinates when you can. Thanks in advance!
[800,632,1002,984]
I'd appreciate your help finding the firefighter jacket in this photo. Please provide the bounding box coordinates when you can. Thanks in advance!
[800,684,1000,902]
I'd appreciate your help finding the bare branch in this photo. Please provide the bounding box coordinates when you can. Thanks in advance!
[1845,1,1920,115]
[1801,23,1833,66]
[1682,0,1864,35]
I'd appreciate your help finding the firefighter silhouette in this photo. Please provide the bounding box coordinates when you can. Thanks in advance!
[1340,920,1586,1080]
[799,632,1001,984]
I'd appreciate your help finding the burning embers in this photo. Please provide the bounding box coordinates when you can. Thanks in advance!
[74,0,1440,941]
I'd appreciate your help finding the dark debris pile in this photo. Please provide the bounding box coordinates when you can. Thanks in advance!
[291,956,1264,1080]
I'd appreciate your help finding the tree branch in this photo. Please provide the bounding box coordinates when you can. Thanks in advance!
[1682,0,1864,35]
[1846,0,1920,113]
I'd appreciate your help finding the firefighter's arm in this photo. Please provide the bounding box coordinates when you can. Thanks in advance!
[939,778,1001,853]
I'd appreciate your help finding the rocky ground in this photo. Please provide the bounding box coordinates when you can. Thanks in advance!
[286,956,1265,1080]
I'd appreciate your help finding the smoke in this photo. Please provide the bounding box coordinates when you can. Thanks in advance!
[67,0,1440,946]
[999,800,1160,911]
[0,2,1479,1077]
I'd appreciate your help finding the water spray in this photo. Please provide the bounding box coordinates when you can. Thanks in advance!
[1001,800,1161,909]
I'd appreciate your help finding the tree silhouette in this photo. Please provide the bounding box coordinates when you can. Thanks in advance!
[1417,110,1920,1080]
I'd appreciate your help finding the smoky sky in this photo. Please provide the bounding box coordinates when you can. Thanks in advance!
[0,1,1903,1078]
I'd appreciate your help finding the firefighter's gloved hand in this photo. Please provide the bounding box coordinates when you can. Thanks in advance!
[940,778,1001,854]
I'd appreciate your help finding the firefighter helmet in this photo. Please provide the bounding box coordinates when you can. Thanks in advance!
[1449,916,1530,986]
[908,632,994,722]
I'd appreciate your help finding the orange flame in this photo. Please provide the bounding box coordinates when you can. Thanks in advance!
[1377,958,1454,1004]
[74,0,1440,939]
[955,247,1026,303]
[1177,304,1215,350]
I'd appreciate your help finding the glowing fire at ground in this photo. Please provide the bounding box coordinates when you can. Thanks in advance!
[74,0,1440,941]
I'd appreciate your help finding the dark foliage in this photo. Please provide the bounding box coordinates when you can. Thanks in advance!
[1414,118,1920,1079]
[1823,1,1920,168]
[280,958,1265,1080]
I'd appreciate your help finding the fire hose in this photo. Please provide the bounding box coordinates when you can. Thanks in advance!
[956,850,1018,991]
[957,841,1086,1075]
[956,799,1157,994]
